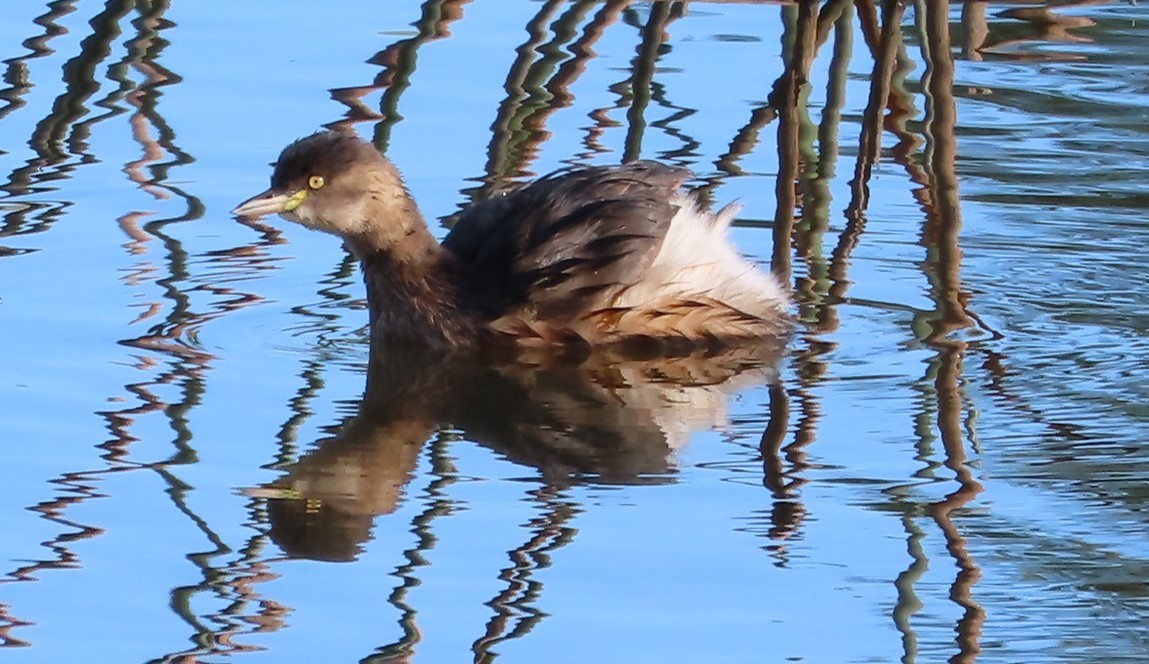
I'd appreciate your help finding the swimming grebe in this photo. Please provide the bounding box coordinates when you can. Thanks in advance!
[233,131,790,349]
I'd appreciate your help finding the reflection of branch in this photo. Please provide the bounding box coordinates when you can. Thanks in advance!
[475,0,594,196]
[548,1,629,108]
[472,488,578,661]
[822,4,877,327]
[846,0,904,218]
[111,3,282,659]
[152,464,264,661]
[709,0,844,185]
[363,435,459,662]
[115,8,185,258]
[35,0,137,164]
[918,0,971,341]
[0,469,106,648]
[960,1,989,61]
[795,0,854,335]
[854,0,881,57]
[915,3,984,661]
[892,513,928,660]
[926,346,984,664]
[0,0,76,124]
[0,602,32,648]
[755,6,823,564]
[2,1,131,244]
[621,2,684,162]
[771,1,817,283]
[760,382,791,498]
[755,378,808,559]
[572,1,633,162]
[886,39,924,184]
[325,0,468,146]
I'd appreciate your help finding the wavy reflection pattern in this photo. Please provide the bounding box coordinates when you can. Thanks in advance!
[0,0,1121,661]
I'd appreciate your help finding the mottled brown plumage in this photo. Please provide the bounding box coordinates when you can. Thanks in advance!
[233,130,790,350]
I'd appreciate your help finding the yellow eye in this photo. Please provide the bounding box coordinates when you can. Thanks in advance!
[308,175,325,190]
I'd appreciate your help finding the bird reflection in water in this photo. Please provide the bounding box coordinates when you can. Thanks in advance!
[247,340,786,562]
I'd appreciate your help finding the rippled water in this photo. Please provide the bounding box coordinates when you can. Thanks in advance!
[1,1,1147,662]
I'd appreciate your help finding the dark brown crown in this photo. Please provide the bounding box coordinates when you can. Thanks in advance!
[270,131,385,191]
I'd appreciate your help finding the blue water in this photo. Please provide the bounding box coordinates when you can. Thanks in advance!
[1,1,1147,662]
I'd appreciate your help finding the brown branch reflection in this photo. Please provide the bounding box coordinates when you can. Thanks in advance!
[917,3,985,662]
[751,0,998,658]
[360,433,460,662]
[109,4,287,659]
[847,2,987,660]
[771,1,815,284]
[0,1,75,125]
[471,488,579,662]
[0,0,137,646]
[109,4,290,656]
[0,469,106,649]
[734,1,822,568]
[755,380,807,563]
[1,0,283,655]
[0,32,82,639]
[475,0,609,196]
[326,0,469,145]
[1,0,128,248]
[847,0,904,219]
[620,3,685,163]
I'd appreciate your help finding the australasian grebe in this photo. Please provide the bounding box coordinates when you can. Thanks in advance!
[233,131,790,350]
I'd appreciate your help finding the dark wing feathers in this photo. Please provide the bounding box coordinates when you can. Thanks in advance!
[443,161,690,321]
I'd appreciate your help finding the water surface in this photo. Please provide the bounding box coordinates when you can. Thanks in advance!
[1,1,1147,662]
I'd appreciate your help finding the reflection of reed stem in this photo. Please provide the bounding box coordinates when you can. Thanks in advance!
[847,0,904,218]
[472,487,579,662]
[926,346,984,664]
[919,0,971,340]
[267,357,328,471]
[854,0,881,56]
[0,0,76,125]
[796,1,855,334]
[365,434,459,661]
[915,2,984,660]
[325,0,466,142]
[2,0,131,238]
[886,37,923,180]
[0,602,32,648]
[549,0,630,106]
[0,471,105,648]
[567,1,632,163]
[374,0,467,150]
[960,2,989,60]
[772,1,817,282]
[478,0,598,195]
[707,0,844,205]
[623,2,680,162]
[891,510,927,663]
[34,0,135,159]
[760,382,792,499]
[826,5,873,316]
